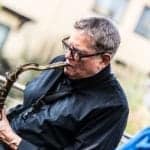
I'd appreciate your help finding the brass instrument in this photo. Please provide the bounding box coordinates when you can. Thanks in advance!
[0,61,67,119]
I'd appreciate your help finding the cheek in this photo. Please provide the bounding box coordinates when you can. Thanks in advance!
[81,61,100,74]
[75,62,92,74]
[75,62,87,71]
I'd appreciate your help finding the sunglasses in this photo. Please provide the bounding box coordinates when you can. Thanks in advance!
[62,36,106,61]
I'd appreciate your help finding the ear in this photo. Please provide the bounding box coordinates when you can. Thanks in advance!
[100,53,112,67]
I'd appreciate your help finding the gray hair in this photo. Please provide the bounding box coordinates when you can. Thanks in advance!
[74,17,121,55]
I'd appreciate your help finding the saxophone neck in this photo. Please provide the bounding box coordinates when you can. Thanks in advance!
[19,61,68,72]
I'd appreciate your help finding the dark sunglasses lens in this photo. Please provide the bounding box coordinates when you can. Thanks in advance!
[62,38,81,61]
[74,52,80,61]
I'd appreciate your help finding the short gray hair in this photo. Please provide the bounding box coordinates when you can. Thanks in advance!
[74,17,121,55]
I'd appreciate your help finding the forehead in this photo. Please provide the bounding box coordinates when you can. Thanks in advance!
[69,30,94,49]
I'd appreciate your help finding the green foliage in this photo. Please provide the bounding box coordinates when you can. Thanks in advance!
[112,62,150,135]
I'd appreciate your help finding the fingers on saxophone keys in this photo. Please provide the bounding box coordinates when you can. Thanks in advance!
[0,134,6,140]
[0,85,7,92]
[0,85,6,91]
[0,102,4,109]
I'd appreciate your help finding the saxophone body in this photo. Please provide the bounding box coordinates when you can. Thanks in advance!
[0,61,67,119]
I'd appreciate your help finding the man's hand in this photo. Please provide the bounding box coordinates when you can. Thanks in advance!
[0,109,22,150]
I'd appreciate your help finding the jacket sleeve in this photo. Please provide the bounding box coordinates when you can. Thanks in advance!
[64,105,129,150]
[0,139,42,150]
[18,139,45,150]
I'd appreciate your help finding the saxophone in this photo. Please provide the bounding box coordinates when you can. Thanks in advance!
[0,61,67,119]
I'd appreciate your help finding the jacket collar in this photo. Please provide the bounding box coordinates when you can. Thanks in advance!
[64,64,112,89]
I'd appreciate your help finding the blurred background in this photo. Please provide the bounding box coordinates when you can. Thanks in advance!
[0,0,150,136]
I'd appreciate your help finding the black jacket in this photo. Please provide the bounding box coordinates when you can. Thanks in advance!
[7,55,129,150]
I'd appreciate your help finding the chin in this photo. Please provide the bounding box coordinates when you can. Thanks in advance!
[64,65,73,73]
[64,68,76,79]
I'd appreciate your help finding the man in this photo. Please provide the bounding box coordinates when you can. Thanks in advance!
[0,17,129,150]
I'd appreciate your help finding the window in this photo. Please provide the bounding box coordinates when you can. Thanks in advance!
[135,6,150,39]
[0,23,10,49]
[93,0,129,22]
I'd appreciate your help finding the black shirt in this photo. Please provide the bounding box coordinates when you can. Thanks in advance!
[8,55,129,150]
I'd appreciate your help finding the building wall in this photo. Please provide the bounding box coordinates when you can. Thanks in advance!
[116,0,150,73]
[0,0,150,73]
[0,0,94,66]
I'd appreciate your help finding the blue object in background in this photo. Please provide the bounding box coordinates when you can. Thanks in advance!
[117,127,150,150]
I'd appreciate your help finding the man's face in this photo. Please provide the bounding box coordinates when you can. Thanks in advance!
[64,30,106,79]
